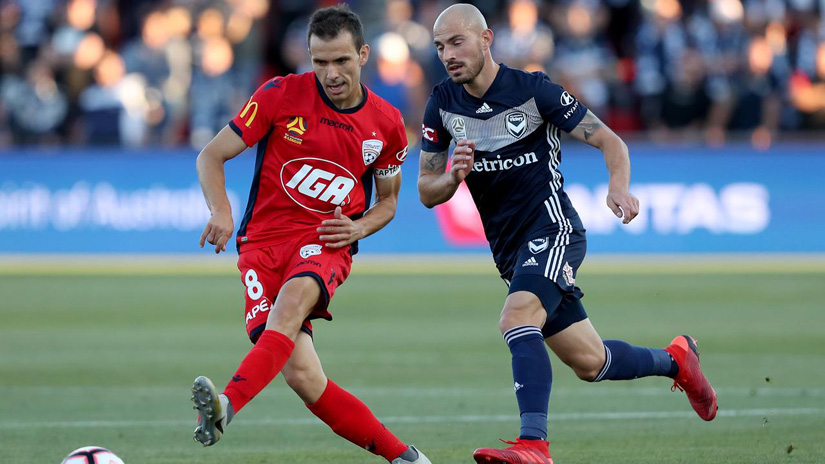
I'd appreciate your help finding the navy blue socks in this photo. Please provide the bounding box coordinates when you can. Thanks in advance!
[504,326,551,441]
[594,340,677,381]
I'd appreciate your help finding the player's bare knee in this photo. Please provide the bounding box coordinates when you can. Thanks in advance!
[284,367,326,403]
[264,310,302,339]
[499,308,536,334]
[574,365,601,382]
[570,353,605,382]
[266,301,313,339]
[499,298,545,334]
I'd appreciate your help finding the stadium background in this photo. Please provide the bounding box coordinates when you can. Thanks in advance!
[1,1,824,464]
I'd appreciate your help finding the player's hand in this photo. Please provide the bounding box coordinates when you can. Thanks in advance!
[318,206,363,248]
[606,188,639,224]
[450,140,476,183]
[199,210,234,254]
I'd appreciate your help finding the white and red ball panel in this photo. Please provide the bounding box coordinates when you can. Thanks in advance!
[61,446,125,464]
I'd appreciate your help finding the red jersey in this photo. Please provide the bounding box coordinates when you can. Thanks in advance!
[229,72,409,253]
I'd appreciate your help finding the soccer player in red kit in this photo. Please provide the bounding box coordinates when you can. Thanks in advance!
[190,6,430,464]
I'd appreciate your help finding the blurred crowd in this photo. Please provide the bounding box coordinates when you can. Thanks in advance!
[1,0,824,149]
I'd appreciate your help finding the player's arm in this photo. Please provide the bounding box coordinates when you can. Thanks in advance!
[318,173,402,248]
[196,125,248,253]
[417,140,476,208]
[569,110,639,224]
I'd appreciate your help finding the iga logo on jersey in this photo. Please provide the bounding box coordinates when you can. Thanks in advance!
[506,111,527,139]
[300,244,323,258]
[281,158,357,213]
[362,139,383,165]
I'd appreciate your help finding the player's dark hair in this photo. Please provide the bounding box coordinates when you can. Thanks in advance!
[307,4,365,51]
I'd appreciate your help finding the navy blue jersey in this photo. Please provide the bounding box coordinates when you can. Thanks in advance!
[421,64,588,273]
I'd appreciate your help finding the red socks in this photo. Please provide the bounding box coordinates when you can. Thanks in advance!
[223,330,294,413]
[307,380,408,462]
[221,333,407,462]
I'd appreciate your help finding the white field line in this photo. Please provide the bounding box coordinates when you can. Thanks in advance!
[1,253,824,275]
[2,386,824,398]
[1,408,822,430]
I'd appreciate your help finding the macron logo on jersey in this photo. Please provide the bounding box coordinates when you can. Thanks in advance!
[476,102,493,113]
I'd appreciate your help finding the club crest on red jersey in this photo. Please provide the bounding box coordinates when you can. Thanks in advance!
[285,116,307,144]
[362,139,383,165]
[281,158,357,213]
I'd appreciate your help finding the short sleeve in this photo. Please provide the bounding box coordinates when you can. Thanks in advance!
[373,109,408,179]
[420,91,451,152]
[533,73,588,133]
[229,77,284,147]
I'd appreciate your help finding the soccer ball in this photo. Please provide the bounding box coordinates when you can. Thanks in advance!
[61,446,125,464]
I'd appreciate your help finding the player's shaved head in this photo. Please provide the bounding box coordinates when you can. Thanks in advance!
[432,4,495,88]
[433,3,488,35]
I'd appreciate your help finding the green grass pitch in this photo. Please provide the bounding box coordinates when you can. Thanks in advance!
[1,255,823,463]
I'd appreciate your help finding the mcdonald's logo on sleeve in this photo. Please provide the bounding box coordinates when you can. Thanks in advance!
[240,98,259,127]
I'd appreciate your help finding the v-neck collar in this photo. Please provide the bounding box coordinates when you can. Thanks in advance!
[460,64,507,103]
[315,75,369,114]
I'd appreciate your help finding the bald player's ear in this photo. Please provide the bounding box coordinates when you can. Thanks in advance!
[481,29,494,49]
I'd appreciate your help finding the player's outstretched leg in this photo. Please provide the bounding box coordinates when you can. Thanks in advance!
[664,335,718,421]
[191,376,231,446]
[473,438,554,464]
[306,379,432,463]
[283,332,432,463]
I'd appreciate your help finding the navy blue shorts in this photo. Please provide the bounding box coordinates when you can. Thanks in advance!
[501,233,588,338]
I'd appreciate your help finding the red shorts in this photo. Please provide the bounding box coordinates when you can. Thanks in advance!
[236,236,352,343]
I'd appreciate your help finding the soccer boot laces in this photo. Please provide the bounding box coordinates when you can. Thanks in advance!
[664,335,718,421]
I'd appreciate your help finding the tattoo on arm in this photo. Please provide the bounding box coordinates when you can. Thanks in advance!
[420,150,448,174]
[575,110,604,142]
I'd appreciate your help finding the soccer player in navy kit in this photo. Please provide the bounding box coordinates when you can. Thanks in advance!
[418,5,718,463]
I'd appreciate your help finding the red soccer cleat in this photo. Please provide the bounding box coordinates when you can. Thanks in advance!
[473,438,554,464]
[664,335,718,421]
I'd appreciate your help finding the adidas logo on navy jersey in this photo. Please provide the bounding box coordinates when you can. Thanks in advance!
[522,257,539,267]
[476,102,492,113]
